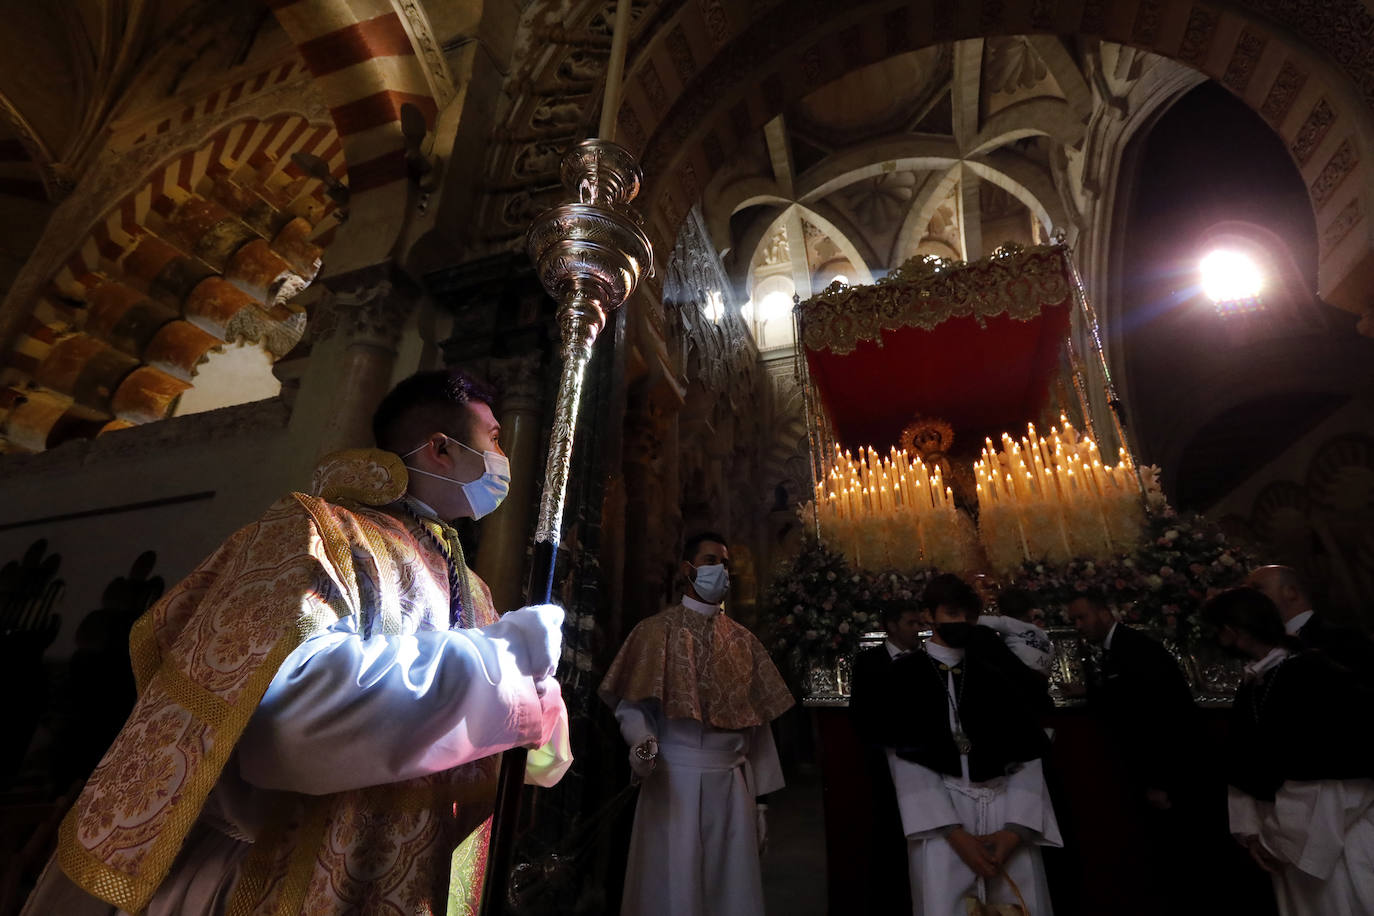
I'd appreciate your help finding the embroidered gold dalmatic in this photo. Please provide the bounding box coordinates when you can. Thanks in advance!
[599,604,794,729]
[56,450,506,915]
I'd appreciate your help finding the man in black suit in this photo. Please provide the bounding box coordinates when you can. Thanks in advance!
[1246,564,1374,684]
[847,600,923,915]
[1065,591,1211,914]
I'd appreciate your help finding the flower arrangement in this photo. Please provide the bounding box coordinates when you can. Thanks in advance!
[766,543,936,679]
[767,504,1253,678]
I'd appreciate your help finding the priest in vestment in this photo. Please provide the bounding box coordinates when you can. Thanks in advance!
[885,574,1060,916]
[24,369,573,916]
[1203,587,1374,916]
[600,532,794,916]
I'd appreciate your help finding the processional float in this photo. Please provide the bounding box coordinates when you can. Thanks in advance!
[794,242,1150,576]
[481,0,651,913]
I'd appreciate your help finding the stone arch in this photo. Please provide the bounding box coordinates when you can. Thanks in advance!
[0,113,337,452]
[616,0,1374,326]
[268,0,456,263]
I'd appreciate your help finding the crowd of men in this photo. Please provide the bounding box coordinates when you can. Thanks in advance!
[851,566,1374,916]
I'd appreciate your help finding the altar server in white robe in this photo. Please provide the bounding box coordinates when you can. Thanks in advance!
[600,532,795,916]
[1203,587,1374,916]
[885,574,1061,916]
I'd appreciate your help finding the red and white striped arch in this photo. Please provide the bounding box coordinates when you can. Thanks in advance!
[269,0,441,260]
[51,113,346,300]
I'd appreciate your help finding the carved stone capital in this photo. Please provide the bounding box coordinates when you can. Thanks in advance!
[312,275,415,351]
[487,352,543,412]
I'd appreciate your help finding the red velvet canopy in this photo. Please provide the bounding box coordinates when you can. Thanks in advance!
[798,245,1077,453]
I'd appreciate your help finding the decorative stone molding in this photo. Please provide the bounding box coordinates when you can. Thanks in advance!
[395,0,458,107]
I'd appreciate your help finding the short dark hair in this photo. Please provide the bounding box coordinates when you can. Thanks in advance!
[371,369,498,453]
[1201,587,1288,646]
[921,573,981,619]
[996,587,1036,622]
[1068,589,1110,613]
[682,531,728,562]
[876,599,923,626]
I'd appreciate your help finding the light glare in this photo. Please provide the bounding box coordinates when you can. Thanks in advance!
[1200,249,1263,303]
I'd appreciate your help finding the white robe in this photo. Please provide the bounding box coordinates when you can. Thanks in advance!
[615,700,784,916]
[887,641,1061,916]
[1228,780,1374,916]
[24,613,569,916]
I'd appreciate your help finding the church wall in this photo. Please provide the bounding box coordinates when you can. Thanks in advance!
[1203,396,1374,626]
[0,398,297,660]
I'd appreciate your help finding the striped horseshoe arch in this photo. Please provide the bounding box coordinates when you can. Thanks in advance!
[0,113,343,453]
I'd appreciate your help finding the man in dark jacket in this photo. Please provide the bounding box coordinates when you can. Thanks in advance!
[1246,565,1374,685]
[1065,590,1210,914]
[847,601,924,914]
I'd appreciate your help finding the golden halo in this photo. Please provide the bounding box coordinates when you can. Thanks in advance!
[899,416,955,455]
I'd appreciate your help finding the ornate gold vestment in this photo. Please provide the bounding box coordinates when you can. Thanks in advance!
[599,604,794,729]
[57,450,506,915]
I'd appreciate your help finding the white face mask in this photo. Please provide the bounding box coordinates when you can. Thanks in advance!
[403,435,511,520]
[691,563,729,604]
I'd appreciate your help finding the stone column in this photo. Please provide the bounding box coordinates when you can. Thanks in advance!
[475,353,543,611]
[316,274,415,455]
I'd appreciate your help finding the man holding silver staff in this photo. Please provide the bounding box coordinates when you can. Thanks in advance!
[24,368,572,916]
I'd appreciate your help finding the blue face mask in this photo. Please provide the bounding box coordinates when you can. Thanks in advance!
[691,563,729,604]
[402,435,511,519]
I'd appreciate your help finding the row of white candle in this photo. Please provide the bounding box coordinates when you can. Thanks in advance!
[975,418,1144,569]
[815,444,955,521]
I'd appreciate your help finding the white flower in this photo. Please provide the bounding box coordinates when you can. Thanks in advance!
[826,572,837,581]
[1123,559,1135,568]
[1164,529,1180,541]
[1219,554,1236,567]
[805,629,819,640]
[792,604,804,614]
[838,622,851,634]
[1146,574,1163,589]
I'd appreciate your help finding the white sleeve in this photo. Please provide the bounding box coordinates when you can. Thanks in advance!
[1228,785,1265,840]
[887,750,961,838]
[977,615,1013,636]
[747,722,785,797]
[1002,758,1063,847]
[238,615,545,795]
[614,699,659,747]
[1260,779,1374,880]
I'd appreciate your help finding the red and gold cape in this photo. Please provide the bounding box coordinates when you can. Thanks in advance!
[57,450,506,915]
[600,604,794,729]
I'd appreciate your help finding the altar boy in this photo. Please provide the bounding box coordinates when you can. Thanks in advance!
[886,574,1061,916]
[1202,587,1374,916]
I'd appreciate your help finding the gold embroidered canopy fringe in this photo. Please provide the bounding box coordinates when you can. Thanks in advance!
[797,243,1075,356]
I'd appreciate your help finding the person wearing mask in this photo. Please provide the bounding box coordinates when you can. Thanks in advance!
[886,574,1061,916]
[1202,587,1374,915]
[25,368,571,916]
[600,532,793,916]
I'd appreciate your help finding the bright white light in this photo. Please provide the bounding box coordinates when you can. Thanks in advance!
[703,290,725,322]
[741,300,754,323]
[1200,250,1263,303]
[759,290,793,323]
[830,274,850,287]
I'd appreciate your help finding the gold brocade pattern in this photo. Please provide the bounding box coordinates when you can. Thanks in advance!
[57,452,503,916]
[600,605,794,730]
[798,244,1074,355]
